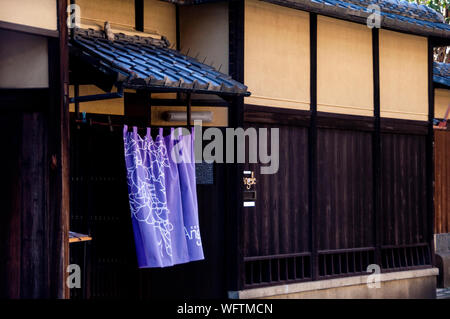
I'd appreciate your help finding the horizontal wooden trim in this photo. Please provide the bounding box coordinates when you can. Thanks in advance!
[245,95,310,110]
[244,106,430,135]
[318,247,375,255]
[244,252,312,262]
[317,111,374,132]
[241,277,313,291]
[381,242,429,249]
[0,20,59,38]
[380,118,428,135]
[244,104,311,126]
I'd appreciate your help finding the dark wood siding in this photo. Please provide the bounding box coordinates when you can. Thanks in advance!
[379,132,431,270]
[0,89,58,298]
[316,127,375,278]
[244,124,310,257]
[241,105,432,288]
[380,133,428,246]
[434,129,450,234]
[317,128,374,251]
[242,116,311,287]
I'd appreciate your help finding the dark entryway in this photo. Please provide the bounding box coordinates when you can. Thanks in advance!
[69,114,228,299]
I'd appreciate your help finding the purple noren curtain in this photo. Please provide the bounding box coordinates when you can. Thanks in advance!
[123,126,204,268]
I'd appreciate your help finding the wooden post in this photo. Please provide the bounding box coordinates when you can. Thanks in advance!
[227,0,245,292]
[48,0,70,298]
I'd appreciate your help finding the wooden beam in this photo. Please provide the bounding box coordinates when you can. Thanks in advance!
[380,118,428,135]
[47,0,70,298]
[244,104,311,127]
[0,89,50,112]
[135,0,144,32]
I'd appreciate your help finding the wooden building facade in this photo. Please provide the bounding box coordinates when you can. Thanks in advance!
[238,0,437,295]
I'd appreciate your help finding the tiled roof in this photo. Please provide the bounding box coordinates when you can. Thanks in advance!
[434,62,450,88]
[70,28,249,96]
[265,0,450,38]
[164,0,450,38]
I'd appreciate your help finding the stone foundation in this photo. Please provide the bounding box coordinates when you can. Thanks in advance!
[229,268,438,299]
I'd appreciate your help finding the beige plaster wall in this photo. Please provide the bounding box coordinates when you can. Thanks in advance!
[179,2,229,75]
[144,0,176,46]
[76,0,135,30]
[317,16,373,116]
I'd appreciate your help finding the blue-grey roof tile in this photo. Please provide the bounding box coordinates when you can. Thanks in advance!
[434,62,450,88]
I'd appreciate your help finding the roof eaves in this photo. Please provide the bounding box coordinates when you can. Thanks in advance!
[168,0,449,39]
[70,28,249,96]
[262,0,450,39]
